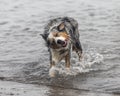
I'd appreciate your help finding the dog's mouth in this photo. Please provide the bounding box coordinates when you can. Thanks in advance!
[56,39,68,47]
[62,40,67,47]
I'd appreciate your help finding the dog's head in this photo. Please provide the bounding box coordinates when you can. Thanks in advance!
[41,23,70,49]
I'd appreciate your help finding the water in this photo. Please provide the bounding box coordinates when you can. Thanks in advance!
[0,0,120,95]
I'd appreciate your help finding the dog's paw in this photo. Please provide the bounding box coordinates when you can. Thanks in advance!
[66,67,70,71]
[49,66,56,77]
[65,67,71,75]
[79,53,83,61]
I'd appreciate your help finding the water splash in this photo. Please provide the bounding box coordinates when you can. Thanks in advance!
[52,48,104,76]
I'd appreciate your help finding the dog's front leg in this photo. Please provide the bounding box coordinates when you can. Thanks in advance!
[49,61,56,77]
[49,50,55,68]
[50,60,55,68]
[65,53,70,69]
[49,53,56,77]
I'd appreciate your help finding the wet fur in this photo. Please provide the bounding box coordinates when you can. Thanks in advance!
[41,17,82,77]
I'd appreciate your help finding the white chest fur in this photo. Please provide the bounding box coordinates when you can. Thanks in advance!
[50,49,68,64]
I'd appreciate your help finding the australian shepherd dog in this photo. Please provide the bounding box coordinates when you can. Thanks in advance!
[41,17,83,77]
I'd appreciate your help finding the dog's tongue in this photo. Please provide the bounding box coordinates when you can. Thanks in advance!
[62,41,67,47]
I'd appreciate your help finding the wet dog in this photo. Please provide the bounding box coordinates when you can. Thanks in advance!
[41,17,82,77]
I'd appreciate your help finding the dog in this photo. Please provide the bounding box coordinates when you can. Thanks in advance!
[41,17,82,77]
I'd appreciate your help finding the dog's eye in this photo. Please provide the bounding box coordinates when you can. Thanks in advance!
[54,33,58,37]
[52,32,58,37]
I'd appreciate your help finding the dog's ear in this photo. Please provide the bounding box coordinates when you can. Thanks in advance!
[57,22,65,31]
[40,34,48,40]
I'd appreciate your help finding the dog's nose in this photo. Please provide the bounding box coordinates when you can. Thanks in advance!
[57,39,65,45]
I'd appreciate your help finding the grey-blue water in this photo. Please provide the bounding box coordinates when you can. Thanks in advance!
[0,0,120,96]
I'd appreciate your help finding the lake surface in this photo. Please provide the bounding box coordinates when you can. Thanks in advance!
[0,0,120,96]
